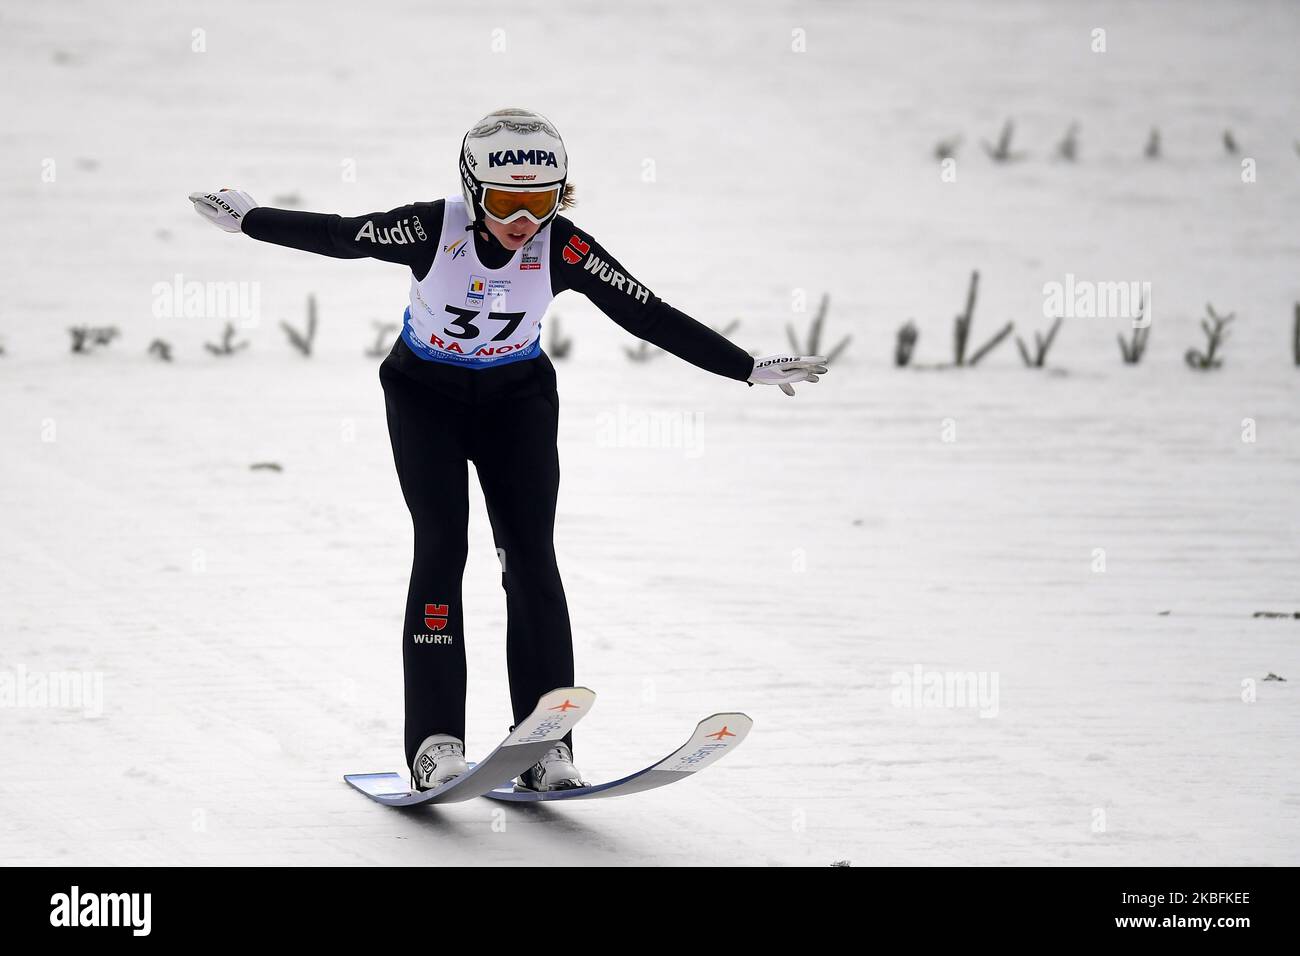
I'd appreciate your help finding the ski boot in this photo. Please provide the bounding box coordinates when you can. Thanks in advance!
[517,741,586,792]
[411,733,468,791]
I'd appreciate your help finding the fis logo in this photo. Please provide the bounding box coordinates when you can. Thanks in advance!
[355,216,427,245]
[488,149,559,169]
[424,603,449,630]
[520,240,541,271]
[443,238,467,260]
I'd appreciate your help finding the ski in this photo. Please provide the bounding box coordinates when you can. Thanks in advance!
[482,712,752,802]
[344,686,595,806]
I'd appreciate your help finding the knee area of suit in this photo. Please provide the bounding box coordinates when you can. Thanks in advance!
[495,546,560,573]
[500,573,567,604]
[411,539,469,571]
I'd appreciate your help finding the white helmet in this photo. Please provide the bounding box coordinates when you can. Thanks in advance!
[458,108,568,230]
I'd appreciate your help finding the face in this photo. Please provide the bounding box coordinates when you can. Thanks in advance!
[484,215,540,251]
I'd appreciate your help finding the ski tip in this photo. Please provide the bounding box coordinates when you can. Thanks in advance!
[641,714,752,775]
[536,686,596,714]
[694,712,753,745]
[507,686,596,746]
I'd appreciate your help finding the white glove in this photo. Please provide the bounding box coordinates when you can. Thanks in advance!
[747,354,828,396]
[188,188,258,233]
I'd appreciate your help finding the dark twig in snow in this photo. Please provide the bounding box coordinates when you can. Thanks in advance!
[1145,128,1162,159]
[1055,123,1079,162]
[895,321,918,367]
[1016,317,1064,367]
[1118,296,1151,364]
[68,326,120,353]
[1293,303,1299,366]
[365,321,399,358]
[281,294,318,357]
[1185,303,1234,370]
[952,270,1013,366]
[982,120,1026,163]
[1118,326,1151,365]
[786,293,850,363]
[967,322,1014,366]
[547,315,573,359]
[934,135,962,160]
[623,341,664,362]
[204,322,249,356]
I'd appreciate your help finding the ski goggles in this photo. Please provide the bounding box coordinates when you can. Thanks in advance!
[480,184,561,226]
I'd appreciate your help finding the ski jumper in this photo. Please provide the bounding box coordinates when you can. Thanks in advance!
[242,197,754,766]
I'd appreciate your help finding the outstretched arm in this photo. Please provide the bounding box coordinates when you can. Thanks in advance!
[549,216,755,383]
[189,188,443,275]
[550,217,827,394]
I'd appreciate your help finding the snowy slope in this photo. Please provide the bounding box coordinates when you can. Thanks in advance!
[1,0,1297,865]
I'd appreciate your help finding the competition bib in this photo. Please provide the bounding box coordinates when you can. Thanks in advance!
[402,197,554,368]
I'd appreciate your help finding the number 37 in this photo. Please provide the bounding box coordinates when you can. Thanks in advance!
[442,306,526,341]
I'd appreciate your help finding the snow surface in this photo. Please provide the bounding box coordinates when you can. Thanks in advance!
[1,0,1298,865]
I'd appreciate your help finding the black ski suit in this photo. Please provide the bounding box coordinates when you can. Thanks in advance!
[242,200,754,767]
